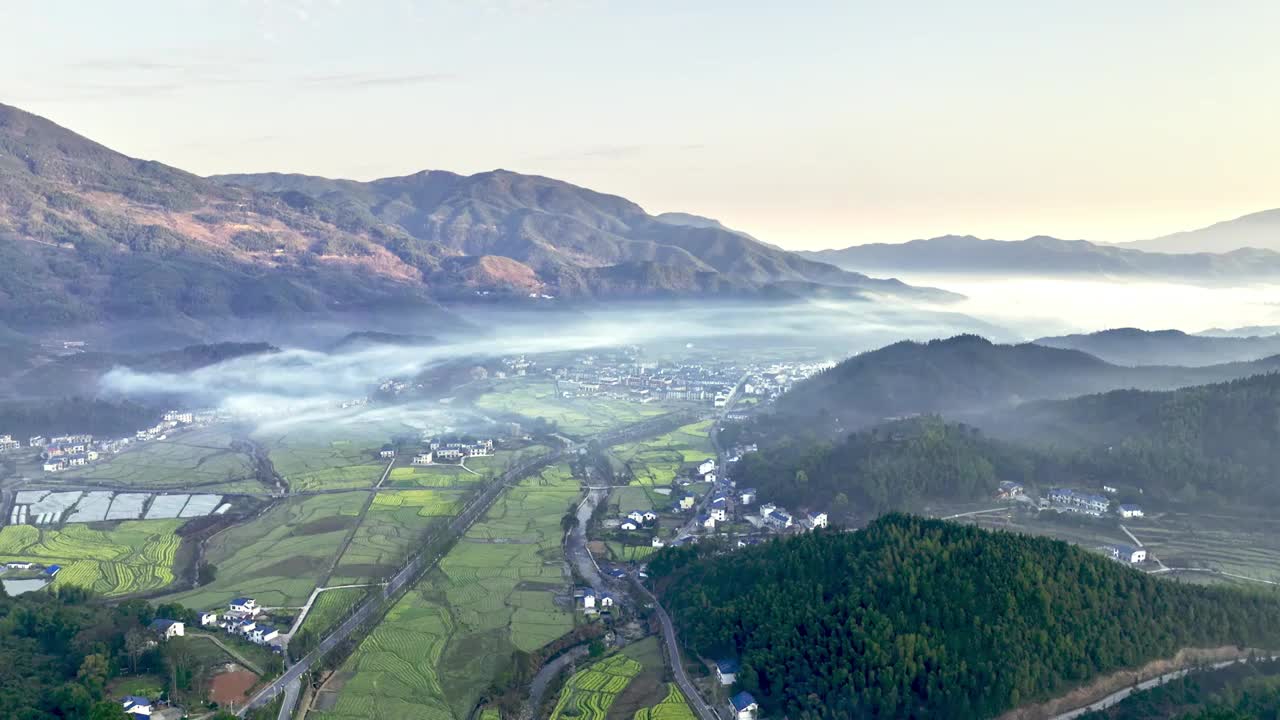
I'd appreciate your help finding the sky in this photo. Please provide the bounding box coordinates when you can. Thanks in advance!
[3,0,1279,250]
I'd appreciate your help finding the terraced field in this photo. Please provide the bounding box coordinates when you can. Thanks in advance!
[473,378,674,437]
[57,428,260,492]
[162,493,364,609]
[329,490,467,585]
[611,419,714,487]
[633,685,697,720]
[0,519,183,595]
[322,464,580,719]
[385,445,549,490]
[607,541,658,564]
[1127,515,1280,583]
[549,653,644,720]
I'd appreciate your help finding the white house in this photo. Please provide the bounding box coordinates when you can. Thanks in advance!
[806,511,828,530]
[199,611,219,626]
[1108,544,1148,563]
[651,536,665,548]
[697,459,716,476]
[1103,485,1118,494]
[642,511,658,523]
[626,510,647,525]
[599,593,616,608]
[379,444,396,459]
[731,691,759,720]
[1118,504,1144,518]
[149,619,184,640]
[252,625,280,644]
[121,696,152,717]
[230,597,260,615]
[701,471,717,484]
[678,495,696,510]
[620,521,639,531]
[5,562,34,570]
[698,514,716,530]
[738,489,756,505]
[759,502,777,518]
[574,588,597,610]
[412,452,434,466]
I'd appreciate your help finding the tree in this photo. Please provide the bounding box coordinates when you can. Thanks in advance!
[77,653,110,695]
[125,627,150,673]
[197,561,218,585]
[89,701,129,720]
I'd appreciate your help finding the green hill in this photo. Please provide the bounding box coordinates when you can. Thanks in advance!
[651,515,1280,719]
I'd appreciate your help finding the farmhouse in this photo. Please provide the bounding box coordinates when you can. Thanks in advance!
[411,451,434,465]
[697,459,716,476]
[738,488,756,505]
[149,619,185,640]
[573,587,597,610]
[677,495,696,510]
[379,444,396,459]
[651,536,665,548]
[731,691,759,720]
[806,511,828,530]
[698,513,716,530]
[199,611,219,626]
[44,565,61,577]
[766,509,793,530]
[1106,544,1148,563]
[626,510,647,525]
[996,481,1024,500]
[709,498,728,522]
[229,597,260,615]
[715,658,740,685]
[599,593,616,608]
[5,561,34,570]
[251,625,280,644]
[620,521,638,531]
[1048,488,1110,515]
[121,695,152,717]
[1119,504,1144,518]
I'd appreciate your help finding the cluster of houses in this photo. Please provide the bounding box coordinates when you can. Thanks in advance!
[37,410,217,473]
[1041,487,1144,520]
[547,352,745,406]
[671,455,827,541]
[1104,543,1148,564]
[0,434,21,452]
[411,438,495,465]
[4,561,60,577]
[713,660,759,720]
[198,597,283,648]
[573,587,618,615]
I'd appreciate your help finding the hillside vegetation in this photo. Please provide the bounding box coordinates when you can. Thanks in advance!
[651,515,1280,719]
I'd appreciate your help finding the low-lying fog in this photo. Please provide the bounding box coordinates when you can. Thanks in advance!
[906,274,1280,337]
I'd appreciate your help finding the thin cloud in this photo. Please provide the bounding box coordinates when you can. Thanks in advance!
[301,72,457,89]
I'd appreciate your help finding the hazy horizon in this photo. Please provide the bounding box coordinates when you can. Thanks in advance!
[5,1,1279,250]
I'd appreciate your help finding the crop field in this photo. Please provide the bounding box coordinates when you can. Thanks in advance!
[611,420,714,487]
[299,586,369,639]
[607,541,658,564]
[329,490,467,584]
[386,465,477,488]
[549,653,644,720]
[473,378,674,437]
[1125,515,1280,583]
[259,434,388,491]
[323,464,580,720]
[58,428,260,492]
[633,685,697,720]
[163,493,364,609]
[0,520,182,596]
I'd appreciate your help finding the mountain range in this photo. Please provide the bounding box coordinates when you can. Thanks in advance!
[0,102,954,334]
[1125,208,1280,254]
[801,231,1280,283]
[1034,327,1280,367]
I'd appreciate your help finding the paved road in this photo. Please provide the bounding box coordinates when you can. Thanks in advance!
[633,582,719,720]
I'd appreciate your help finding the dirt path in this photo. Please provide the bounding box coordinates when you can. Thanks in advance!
[189,631,265,675]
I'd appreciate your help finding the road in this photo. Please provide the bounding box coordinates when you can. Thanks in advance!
[1051,654,1280,720]
[240,410,703,717]
[633,581,719,720]
[239,448,562,716]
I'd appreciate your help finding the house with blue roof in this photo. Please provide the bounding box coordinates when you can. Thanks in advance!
[121,695,152,717]
[730,691,758,720]
[714,657,740,685]
[44,564,61,577]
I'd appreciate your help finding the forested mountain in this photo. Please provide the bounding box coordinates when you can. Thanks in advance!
[650,515,1280,719]
[726,416,1044,516]
[774,335,1280,430]
[1035,328,1280,367]
[0,102,951,334]
[799,233,1280,283]
[993,372,1280,506]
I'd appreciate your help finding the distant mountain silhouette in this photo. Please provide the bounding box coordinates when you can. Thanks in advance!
[1035,327,1280,367]
[1124,208,1280,254]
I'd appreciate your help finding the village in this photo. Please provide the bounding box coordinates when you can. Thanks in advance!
[993,480,1151,566]
[0,409,226,475]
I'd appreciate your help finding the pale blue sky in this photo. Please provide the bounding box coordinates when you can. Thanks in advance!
[3,0,1278,248]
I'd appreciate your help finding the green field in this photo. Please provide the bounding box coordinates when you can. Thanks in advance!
[607,541,658,564]
[0,519,182,596]
[473,378,675,437]
[1126,515,1280,583]
[611,420,714,487]
[259,434,389,491]
[329,490,466,584]
[386,465,477,488]
[633,685,697,720]
[299,586,369,639]
[162,493,364,609]
[322,464,581,719]
[549,653,644,720]
[57,428,260,492]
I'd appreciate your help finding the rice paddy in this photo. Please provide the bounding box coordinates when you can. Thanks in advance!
[329,490,466,585]
[161,493,365,609]
[633,685,697,720]
[299,586,370,639]
[548,653,644,720]
[322,464,581,719]
[260,435,389,491]
[611,420,714,487]
[0,520,183,596]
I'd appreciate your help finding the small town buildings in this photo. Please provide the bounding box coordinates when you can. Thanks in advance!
[379,444,396,459]
[698,513,716,530]
[121,695,152,717]
[199,611,219,626]
[715,658,739,685]
[6,561,34,570]
[574,588,597,610]
[641,510,657,523]
[599,593,616,608]
[731,691,759,720]
[620,521,639,531]
[412,451,434,466]
[677,495,696,510]
[251,625,279,644]
[697,459,717,476]
[229,597,260,615]
[1048,488,1111,515]
[766,509,793,530]
[627,510,647,525]
[759,502,777,519]
[1118,504,1144,519]
[738,488,756,505]
[149,619,185,640]
[701,471,718,484]
[996,480,1024,500]
[709,498,728,523]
